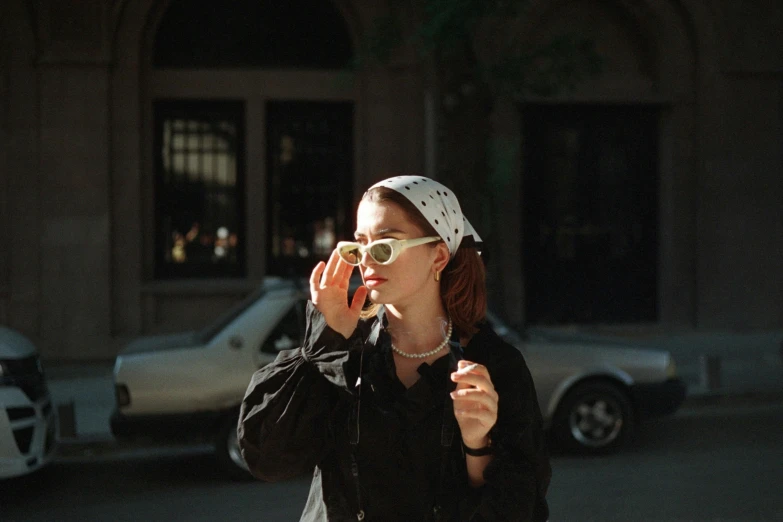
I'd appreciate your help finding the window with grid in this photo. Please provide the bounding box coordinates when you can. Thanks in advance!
[266,101,354,277]
[154,100,246,278]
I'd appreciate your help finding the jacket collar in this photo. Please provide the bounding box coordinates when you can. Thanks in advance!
[366,305,388,347]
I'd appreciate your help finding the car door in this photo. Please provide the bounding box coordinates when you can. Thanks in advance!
[254,299,307,368]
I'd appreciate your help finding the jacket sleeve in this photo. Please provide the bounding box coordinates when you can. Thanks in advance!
[461,335,552,521]
[237,301,363,481]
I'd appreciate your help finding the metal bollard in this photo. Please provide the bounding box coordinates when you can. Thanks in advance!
[57,400,77,439]
[698,355,721,391]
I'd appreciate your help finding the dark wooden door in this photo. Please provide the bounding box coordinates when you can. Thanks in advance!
[522,105,658,324]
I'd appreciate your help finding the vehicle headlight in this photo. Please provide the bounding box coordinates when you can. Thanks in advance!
[666,357,678,378]
[0,360,9,380]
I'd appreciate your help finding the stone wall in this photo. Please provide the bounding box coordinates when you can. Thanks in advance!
[696,1,783,328]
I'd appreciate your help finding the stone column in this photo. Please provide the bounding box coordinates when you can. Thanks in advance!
[35,0,114,359]
[2,1,43,342]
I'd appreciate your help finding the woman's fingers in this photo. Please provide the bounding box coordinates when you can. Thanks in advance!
[350,286,368,314]
[310,261,326,296]
[337,257,354,288]
[321,250,340,286]
[454,407,496,427]
[450,364,498,402]
[450,388,498,414]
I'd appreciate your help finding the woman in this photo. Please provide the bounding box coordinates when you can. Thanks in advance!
[239,176,551,521]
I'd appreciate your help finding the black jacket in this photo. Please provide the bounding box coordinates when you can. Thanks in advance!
[238,302,551,521]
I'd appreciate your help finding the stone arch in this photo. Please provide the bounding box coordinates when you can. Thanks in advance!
[112,0,364,70]
[151,0,354,68]
[516,0,702,102]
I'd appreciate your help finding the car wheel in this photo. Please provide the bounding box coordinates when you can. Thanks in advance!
[215,413,255,481]
[552,380,634,454]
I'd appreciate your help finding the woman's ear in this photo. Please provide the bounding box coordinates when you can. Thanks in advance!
[433,241,450,273]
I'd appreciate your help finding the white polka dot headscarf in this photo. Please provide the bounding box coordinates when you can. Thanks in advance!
[367,176,483,258]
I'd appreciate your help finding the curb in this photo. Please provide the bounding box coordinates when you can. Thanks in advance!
[55,435,126,458]
[55,437,213,461]
[681,390,783,410]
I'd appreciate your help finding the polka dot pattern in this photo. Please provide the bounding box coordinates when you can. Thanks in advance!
[370,175,482,257]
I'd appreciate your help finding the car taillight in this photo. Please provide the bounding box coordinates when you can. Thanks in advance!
[115,384,131,407]
[665,357,678,379]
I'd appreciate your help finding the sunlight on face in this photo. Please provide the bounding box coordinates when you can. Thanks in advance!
[354,200,441,307]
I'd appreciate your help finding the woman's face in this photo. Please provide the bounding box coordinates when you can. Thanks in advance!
[354,199,447,307]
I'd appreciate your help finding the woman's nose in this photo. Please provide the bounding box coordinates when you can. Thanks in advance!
[360,250,377,267]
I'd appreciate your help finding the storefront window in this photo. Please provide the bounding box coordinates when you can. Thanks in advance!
[266,101,353,277]
[154,100,246,278]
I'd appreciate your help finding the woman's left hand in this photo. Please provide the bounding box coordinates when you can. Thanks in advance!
[450,360,498,449]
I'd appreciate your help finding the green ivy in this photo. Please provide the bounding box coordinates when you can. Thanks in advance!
[357,0,602,98]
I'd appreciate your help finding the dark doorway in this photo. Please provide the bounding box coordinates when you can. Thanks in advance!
[522,105,658,324]
[266,101,354,277]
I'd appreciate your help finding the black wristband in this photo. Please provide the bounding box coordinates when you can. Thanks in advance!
[463,439,493,457]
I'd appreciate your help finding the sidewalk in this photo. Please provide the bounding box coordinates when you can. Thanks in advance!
[46,363,116,441]
[45,328,783,456]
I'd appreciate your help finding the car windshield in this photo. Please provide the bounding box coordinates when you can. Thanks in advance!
[198,286,268,343]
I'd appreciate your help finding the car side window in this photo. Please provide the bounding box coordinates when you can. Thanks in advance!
[260,300,306,354]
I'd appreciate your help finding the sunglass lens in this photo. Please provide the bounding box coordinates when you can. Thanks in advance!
[338,245,361,265]
[370,243,393,263]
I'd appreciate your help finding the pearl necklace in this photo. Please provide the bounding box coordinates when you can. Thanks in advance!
[391,319,453,359]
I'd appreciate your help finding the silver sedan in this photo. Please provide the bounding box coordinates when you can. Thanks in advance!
[488,313,685,453]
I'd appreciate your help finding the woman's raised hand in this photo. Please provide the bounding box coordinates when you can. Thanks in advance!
[310,249,368,339]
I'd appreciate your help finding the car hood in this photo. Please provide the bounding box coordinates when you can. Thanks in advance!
[0,327,38,358]
[121,331,201,355]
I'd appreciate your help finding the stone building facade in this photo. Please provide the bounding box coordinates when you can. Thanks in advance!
[1,0,781,360]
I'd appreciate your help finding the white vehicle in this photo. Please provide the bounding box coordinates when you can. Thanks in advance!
[112,278,306,479]
[0,327,58,479]
[112,277,685,479]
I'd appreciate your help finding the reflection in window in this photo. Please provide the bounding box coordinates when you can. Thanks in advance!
[154,100,245,278]
[266,101,353,277]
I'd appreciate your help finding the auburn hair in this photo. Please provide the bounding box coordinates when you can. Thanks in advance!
[358,185,487,340]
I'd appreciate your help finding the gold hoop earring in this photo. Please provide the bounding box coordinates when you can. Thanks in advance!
[434,270,441,282]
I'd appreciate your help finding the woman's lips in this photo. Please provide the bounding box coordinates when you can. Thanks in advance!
[364,277,386,288]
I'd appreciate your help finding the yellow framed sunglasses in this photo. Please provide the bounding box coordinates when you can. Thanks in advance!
[335,236,441,265]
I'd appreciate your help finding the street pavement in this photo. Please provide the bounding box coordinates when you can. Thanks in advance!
[4,401,783,521]
[44,326,783,456]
